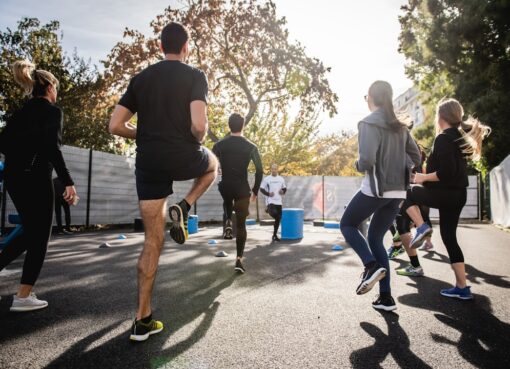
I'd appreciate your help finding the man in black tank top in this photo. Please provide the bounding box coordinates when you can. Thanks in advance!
[212,114,263,273]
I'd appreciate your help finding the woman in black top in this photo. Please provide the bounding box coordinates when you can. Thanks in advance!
[402,98,490,300]
[0,60,77,312]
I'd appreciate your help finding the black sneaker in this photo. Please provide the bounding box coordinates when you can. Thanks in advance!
[372,295,397,311]
[356,263,387,295]
[235,259,245,274]
[169,201,189,244]
[223,219,233,240]
[272,235,281,242]
[129,316,164,342]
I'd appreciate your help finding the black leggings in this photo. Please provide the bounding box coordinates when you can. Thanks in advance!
[55,197,71,230]
[219,181,250,258]
[267,204,282,237]
[402,186,466,263]
[396,205,432,235]
[0,171,54,285]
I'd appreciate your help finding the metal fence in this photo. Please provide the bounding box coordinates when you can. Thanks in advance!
[1,145,480,228]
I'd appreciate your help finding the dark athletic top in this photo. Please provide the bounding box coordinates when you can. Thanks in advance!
[212,135,263,195]
[425,127,468,189]
[0,97,74,185]
[119,60,208,172]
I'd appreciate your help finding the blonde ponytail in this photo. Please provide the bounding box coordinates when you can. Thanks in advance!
[436,98,491,162]
[459,116,491,162]
[11,60,59,97]
[12,60,36,95]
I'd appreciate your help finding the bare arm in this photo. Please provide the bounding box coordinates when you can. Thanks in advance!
[109,105,136,139]
[413,172,440,184]
[190,100,208,143]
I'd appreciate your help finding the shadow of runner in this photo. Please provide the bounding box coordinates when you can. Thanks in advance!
[421,251,510,288]
[398,277,510,368]
[44,274,234,369]
[350,312,432,369]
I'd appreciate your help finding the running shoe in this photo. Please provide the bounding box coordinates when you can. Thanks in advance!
[235,259,245,274]
[387,246,405,260]
[272,235,281,242]
[396,264,424,277]
[223,219,233,240]
[169,200,189,244]
[420,240,434,251]
[130,315,164,342]
[356,263,387,295]
[10,293,48,312]
[392,231,401,243]
[372,295,397,312]
[410,224,433,249]
[440,286,473,300]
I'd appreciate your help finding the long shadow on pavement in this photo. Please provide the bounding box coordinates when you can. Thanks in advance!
[422,250,510,288]
[398,276,510,368]
[0,229,347,368]
[350,311,432,369]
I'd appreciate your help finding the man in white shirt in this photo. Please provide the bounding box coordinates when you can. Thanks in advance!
[259,164,287,242]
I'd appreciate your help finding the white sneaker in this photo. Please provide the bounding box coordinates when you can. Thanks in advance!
[10,293,48,312]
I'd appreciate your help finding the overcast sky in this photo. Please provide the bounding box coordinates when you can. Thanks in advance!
[0,0,412,134]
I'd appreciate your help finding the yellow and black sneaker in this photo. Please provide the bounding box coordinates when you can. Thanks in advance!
[129,315,164,342]
[169,200,189,244]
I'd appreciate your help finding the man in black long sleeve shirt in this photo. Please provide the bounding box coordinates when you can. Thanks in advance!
[212,113,263,273]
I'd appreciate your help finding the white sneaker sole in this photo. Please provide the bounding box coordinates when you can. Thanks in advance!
[129,326,163,342]
[234,267,245,274]
[372,303,397,311]
[10,302,48,312]
[440,292,473,300]
[356,268,387,295]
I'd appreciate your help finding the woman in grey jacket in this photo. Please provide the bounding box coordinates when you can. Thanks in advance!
[340,80,421,311]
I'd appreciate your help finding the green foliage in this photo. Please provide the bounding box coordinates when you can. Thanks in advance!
[0,18,115,151]
[399,0,510,170]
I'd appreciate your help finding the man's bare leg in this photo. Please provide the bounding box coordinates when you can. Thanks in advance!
[137,198,167,320]
[184,148,218,206]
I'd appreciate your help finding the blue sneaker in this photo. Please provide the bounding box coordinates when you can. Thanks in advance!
[410,224,433,249]
[440,286,473,300]
[387,245,405,260]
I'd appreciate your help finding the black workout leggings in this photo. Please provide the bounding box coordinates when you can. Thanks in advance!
[395,205,432,235]
[402,186,466,264]
[219,181,250,258]
[0,170,54,285]
[267,204,282,237]
[55,197,71,229]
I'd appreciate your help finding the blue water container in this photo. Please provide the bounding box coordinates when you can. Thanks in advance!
[281,208,304,240]
[188,215,199,234]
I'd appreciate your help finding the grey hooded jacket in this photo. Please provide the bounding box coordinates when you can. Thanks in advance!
[356,108,421,197]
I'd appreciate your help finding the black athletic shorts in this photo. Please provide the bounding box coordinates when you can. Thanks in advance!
[136,147,210,200]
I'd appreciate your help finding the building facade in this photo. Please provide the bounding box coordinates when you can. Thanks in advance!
[393,87,426,128]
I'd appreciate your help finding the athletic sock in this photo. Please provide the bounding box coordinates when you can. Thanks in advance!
[180,199,191,211]
[410,255,420,268]
[140,314,152,324]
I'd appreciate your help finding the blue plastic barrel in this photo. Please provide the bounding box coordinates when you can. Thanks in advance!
[281,208,304,240]
[188,215,199,234]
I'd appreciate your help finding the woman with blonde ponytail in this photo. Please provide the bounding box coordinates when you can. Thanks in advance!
[0,60,77,312]
[402,98,490,300]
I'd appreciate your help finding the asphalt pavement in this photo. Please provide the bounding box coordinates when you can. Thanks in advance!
[1,223,509,369]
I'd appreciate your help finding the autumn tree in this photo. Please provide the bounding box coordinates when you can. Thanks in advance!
[103,0,338,144]
[0,18,114,151]
[399,0,510,170]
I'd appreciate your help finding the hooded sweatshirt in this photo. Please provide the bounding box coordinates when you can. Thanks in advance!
[356,108,421,198]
